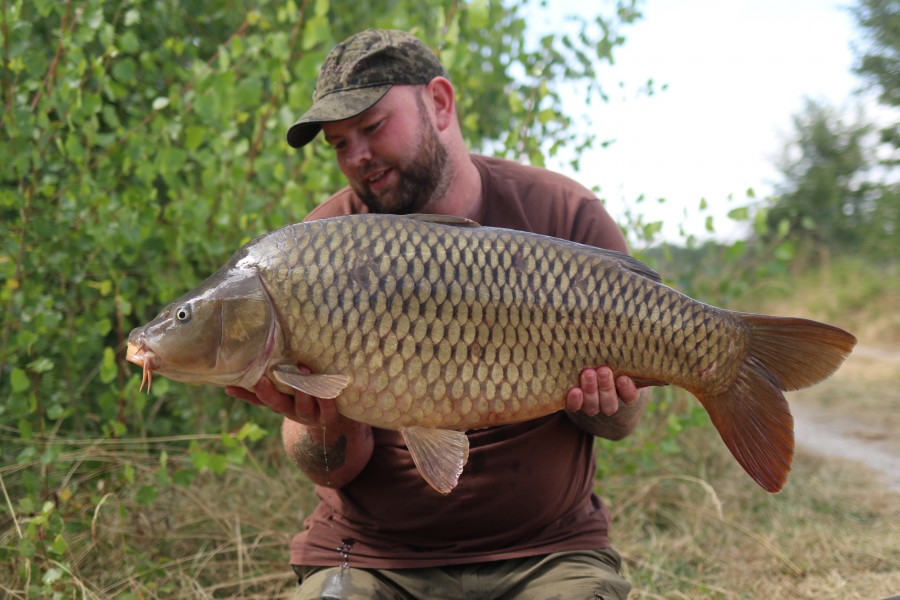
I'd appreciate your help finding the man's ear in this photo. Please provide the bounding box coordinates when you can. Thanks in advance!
[426,77,456,132]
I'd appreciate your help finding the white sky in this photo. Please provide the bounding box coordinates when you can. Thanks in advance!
[542,0,866,243]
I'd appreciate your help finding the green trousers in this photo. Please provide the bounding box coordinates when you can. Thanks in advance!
[292,548,631,600]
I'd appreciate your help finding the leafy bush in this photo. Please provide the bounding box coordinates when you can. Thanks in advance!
[1,0,650,594]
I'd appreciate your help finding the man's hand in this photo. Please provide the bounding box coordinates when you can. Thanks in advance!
[564,366,650,440]
[226,365,374,487]
[565,366,641,416]
[224,365,341,425]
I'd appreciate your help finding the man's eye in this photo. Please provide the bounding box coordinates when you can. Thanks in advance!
[364,120,383,134]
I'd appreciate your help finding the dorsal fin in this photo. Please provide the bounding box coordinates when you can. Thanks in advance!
[615,252,662,283]
[405,214,481,228]
[583,245,662,283]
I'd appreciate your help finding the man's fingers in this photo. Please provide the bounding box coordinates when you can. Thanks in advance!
[566,367,644,418]
[615,375,639,404]
[595,367,619,416]
[566,387,584,412]
[578,368,601,417]
[225,386,265,406]
[317,397,340,423]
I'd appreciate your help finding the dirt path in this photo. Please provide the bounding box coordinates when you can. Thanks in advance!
[790,344,900,492]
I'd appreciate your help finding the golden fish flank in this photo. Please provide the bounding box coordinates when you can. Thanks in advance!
[126,214,856,495]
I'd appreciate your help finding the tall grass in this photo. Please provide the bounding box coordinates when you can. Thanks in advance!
[3,408,896,599]
[608,415,900,599]
[0,432,316,599]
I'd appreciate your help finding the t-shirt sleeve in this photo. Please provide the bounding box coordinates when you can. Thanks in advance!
[304,187,367,221]
[569,197,630,254]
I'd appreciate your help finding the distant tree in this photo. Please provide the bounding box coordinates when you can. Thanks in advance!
[852,0,900,154]
[766,99,886,257]
[851,0,900,257]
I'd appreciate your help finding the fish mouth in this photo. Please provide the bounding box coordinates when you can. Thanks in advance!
[126,342,159,393]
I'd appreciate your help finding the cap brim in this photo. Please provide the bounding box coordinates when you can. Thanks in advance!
[286,84,392,148]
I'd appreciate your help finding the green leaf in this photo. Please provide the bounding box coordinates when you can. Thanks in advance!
[774,241,796,261]
[43,567,64,585]
[173,469,195,487]
[124,9,141,26]
[28,357,54,374]
[158,451,170,486]
[123,464,135,484]
[136,485,158,505]
[313,0,329,18]
[17,538,36,559]
[10,368,29,393]
[112,57,137,83]
[302,16,330,50]
[95,317,112,336]
[207,454,228,474]
[237,422,267,442]
[468,0,489,29]
[49,534,68,556]
[100,347,118,384]
[727,206,750,221]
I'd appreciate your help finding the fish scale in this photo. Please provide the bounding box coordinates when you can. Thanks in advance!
[127,213,856,494]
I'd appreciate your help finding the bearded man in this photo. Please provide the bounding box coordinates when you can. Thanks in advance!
[226,29,650,600]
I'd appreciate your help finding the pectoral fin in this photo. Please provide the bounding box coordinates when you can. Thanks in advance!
[271,366,350,399]
[401,426,470,495]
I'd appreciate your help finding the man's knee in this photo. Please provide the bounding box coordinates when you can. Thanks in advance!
[509,548,632,600]
[292,566,402,600]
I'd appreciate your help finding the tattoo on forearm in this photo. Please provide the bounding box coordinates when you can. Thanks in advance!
[290,430,348,476]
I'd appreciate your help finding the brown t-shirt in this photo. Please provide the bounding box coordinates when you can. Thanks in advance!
[290,154,629,569]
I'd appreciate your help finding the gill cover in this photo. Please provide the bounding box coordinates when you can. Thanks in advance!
[128,269,275,387]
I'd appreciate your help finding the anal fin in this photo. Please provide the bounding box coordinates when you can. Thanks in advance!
[698,359,794,493]
[401,426,470,495]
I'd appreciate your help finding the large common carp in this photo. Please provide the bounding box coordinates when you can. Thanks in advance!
[126,214,856,494]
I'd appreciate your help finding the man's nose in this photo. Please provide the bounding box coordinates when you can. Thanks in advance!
[342,139,372,169]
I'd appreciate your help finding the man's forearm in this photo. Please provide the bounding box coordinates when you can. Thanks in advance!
[282,416,374,487]
[567,387,652,440]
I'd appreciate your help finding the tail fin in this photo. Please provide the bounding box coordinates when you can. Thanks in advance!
[697,314,856,493]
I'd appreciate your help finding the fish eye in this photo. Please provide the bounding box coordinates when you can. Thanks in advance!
[175,305,192,322]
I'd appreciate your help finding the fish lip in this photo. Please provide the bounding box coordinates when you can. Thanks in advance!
[125,341,142,364]
[126,341,159,393]
[125,341,157,368]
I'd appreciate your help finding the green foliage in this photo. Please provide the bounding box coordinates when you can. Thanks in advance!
[0,0,650,593]
[762,98,898,261]
[853,0,900,152]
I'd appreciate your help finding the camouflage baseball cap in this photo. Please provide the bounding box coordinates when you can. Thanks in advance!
[286,29,448,148]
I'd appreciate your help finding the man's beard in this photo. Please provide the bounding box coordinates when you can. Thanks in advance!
[353,105,451,215]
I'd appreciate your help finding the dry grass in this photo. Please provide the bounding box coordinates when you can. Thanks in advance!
[0,437,318,599]
[603,420,900,599]
[5,404,896,598]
